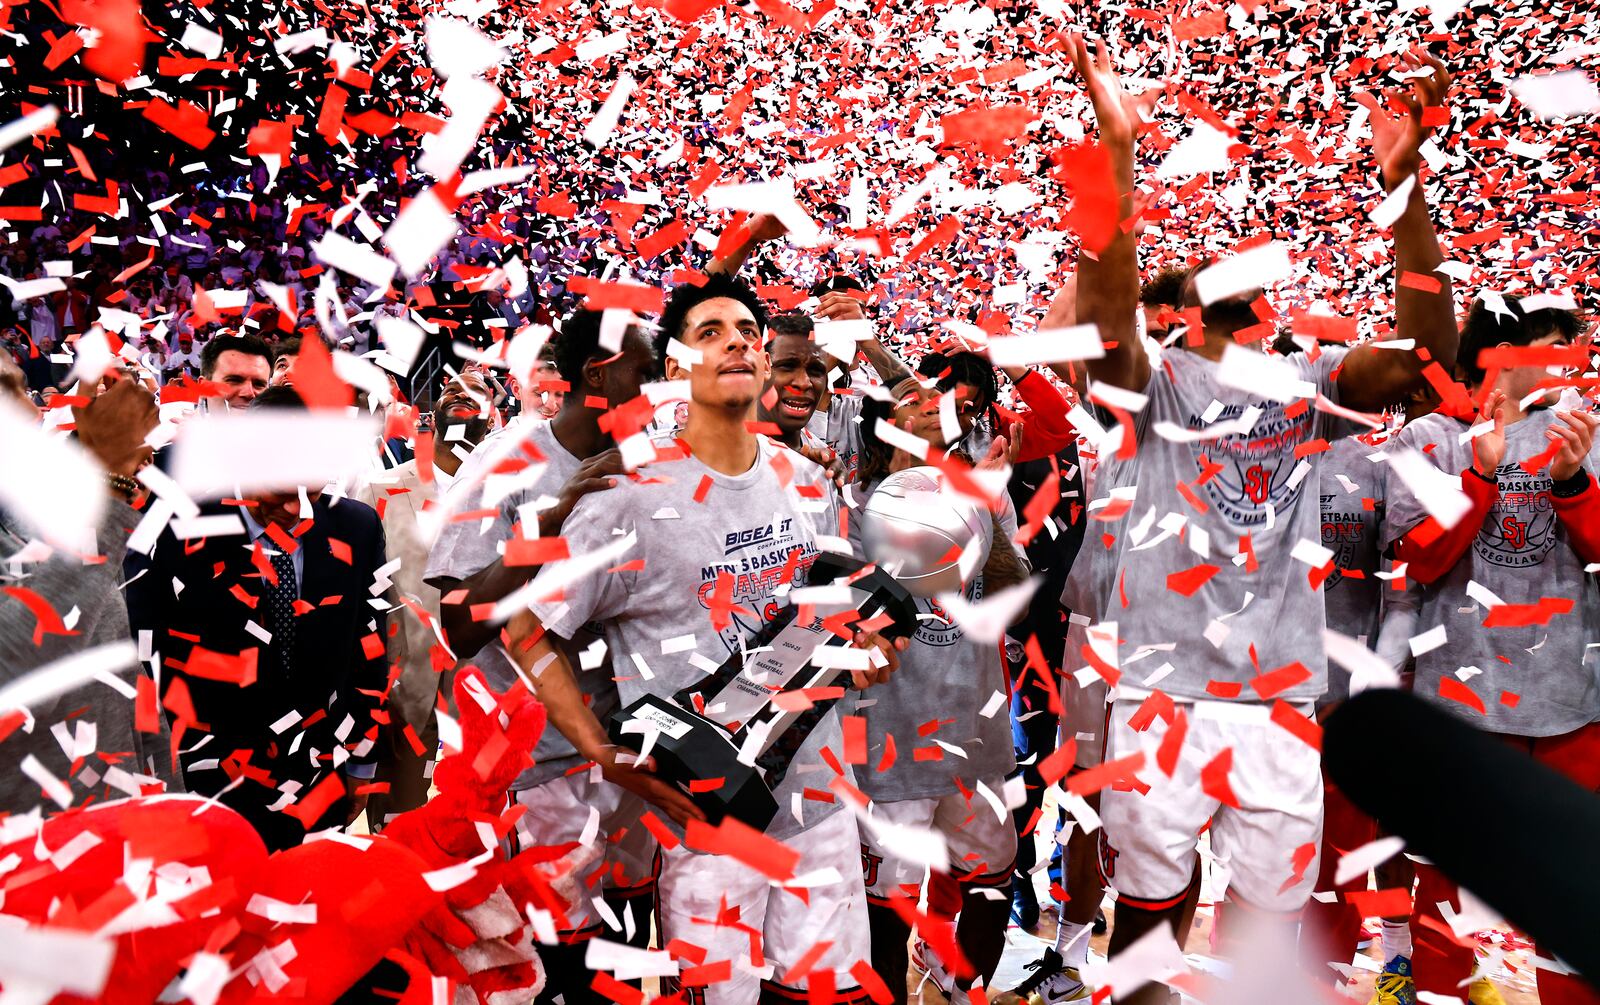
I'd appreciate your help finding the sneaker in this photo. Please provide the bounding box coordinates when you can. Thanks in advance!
[1012,873,1041,931]
[1367,956,1415,1005]
[911,939,952,997]
[1009,948,1091,1004]
[1467,978,1506,1005]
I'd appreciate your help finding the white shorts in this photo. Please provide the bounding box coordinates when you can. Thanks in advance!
[658,808,870,1005]
[860,783,1017,901]
[1061,621,1110,768]
[1098,699,1323,913]
[512,768,657,937]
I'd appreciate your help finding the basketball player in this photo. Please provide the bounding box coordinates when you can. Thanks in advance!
[426,310,660,1003]
[1383,295,1599,1005]
[503,275,905,1005]
[1056,41,1458,1005]
[847,383,1031,1005]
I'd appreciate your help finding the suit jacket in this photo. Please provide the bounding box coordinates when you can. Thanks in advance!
[126,495,389,845]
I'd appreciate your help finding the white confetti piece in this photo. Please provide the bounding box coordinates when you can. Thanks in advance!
[1156,122,1234,179]
[1369,173,1417,229]
[0,105,59,155]
[0,924,115,997]
[1324,629,1400,696]
[1410,623,1447,656]
[384,189,458,278]
[987,324,1104,367]
[1194,242,1292,304]
[1216,344,1316,402]
[936,578,1039,644]
[311,231,398,290]
[425,15,506,79]
[584,73,637,149]
[1510,70,1600,120]
[1385,448,1472,530]
[1335,835,1407,886]
[0,400,106,552]
[170,411,380,500]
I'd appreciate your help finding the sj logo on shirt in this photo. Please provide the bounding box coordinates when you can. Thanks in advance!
[1191,403,1314,529]
[1476,468,1558,569]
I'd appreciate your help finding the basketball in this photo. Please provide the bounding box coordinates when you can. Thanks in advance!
[860,466,991,597]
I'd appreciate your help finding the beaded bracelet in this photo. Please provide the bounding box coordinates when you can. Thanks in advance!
[107,472,140,501]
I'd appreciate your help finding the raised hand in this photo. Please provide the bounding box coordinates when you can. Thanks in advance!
[1067,32,1158,151]
[816,290,868,322]
[1473,389,1507,478]
[72,370,158,477]
[1365,47,1452,191]
[1548,409,1599,482]
[745,213,789,245]
[978,421,1023,470]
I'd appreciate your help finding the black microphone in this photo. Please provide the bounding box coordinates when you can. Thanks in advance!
[1324,689,1600,986]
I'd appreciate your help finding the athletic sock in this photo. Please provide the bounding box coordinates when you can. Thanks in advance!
[1054,919,1090,970]
[1381,920,1413,962]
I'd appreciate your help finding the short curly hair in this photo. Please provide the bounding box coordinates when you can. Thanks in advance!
[551,308,621,388]
[654,273,769,363]
[1458,295,1583,385]
[1140,267,1189,309]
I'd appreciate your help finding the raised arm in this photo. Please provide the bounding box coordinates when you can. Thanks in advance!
[816,289,916,390]
[1042,277,1090,397]
[1058,35,1148,393]
[708,213,788,276]
[1337,50,1458,413]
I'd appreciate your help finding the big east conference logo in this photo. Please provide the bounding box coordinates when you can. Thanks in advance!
[1475,463,1558,568]
[696,516,819,653]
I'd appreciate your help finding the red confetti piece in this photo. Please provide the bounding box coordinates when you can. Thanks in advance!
[1483,596,1574,628]
[185,645,259,686]
[1348,888,1412,919]
[1438,677,1487,715]
[684,816,800,882]
[1249,662,1312,700]
[141,97,215,149]
[1200,747,1240,809]
[1269,701,1322,751]
[1,586,78,645]
[1155,708,1187,778]
[1173,9,1228,42]
[504,537,572,566]
[842,715,867,765]
[1166,564,1221,597]
[281,771,347,828]
[1066,752,1146,797]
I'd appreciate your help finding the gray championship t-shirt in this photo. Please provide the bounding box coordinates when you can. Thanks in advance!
[1095,347,1351,702]
[1382,409,1600,737]
[425,419,611,790]
[813,392,865,484]
[1319,433,1390,705]
[845,481,1026,801]
[528,437,848,840]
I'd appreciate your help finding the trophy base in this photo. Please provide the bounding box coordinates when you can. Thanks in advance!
[608,694,780,831]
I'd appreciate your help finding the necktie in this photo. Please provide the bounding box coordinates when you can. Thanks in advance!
[267,547,298,676]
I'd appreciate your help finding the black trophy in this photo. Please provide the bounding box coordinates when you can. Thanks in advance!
[606,554,918,830]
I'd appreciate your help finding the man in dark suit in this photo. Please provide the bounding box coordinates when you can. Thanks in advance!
[127,385,390,851]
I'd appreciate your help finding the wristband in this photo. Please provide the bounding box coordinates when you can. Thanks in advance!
[1551,471,1593,499]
